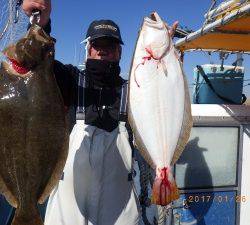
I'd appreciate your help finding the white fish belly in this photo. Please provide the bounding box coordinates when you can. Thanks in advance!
[129,49,185,168]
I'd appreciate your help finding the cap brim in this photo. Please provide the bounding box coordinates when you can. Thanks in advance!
[89,34,124,45]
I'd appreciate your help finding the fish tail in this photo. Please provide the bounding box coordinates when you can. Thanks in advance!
[11,205,43,225]
[151,167,179,206]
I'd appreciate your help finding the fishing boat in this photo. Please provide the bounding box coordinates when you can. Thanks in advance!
[160,1,250,224]
[175,0,250,53]
[1,1,250,225]
[135,1,250,225]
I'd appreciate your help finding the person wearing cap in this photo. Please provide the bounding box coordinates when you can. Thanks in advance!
[21,1,178,225]
[21,1,140,225]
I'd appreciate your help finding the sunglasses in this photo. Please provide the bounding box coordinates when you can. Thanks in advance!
[91,38,120,50]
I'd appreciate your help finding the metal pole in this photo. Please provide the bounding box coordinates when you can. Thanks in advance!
[236,53,243,66]
[175,4,250,51]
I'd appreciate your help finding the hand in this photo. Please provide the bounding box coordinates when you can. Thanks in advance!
[169,21,179,38]
[22,0,51,27]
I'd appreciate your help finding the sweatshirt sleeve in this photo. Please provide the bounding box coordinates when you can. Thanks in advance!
[53,60,79,109]
[42,19,52,35]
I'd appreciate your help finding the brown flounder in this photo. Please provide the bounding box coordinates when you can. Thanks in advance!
[0,24,69,225]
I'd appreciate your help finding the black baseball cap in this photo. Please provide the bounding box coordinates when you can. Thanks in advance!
[86,19,124,45]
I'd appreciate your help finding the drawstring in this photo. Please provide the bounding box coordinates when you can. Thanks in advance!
[89,128,97,168]
[90,88,105,119]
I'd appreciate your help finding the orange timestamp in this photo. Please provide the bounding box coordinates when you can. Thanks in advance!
[183,195,247,204]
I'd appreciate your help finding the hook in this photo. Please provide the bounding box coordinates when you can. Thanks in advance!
[30,10,41,25]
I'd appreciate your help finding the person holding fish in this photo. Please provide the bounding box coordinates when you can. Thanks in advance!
[7,1,179,225]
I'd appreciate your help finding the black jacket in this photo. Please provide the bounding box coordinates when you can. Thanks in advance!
[40,22,126,132]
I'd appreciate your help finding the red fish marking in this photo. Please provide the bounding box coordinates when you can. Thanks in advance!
[159,167,171,205]
[134,48,162,87]
[9,58,30,75]
[151,167,179,206]
[133,28,172,88]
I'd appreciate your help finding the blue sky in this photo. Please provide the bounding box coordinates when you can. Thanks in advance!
[49,0,250,98]
[1,0,249,97]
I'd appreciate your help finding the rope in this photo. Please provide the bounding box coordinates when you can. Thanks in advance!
[136,151,171,225]
[0,19,10,41]
[157,206,170,225]
[0,0,20,45]
[203,0,217,25]
[136,151,154,225]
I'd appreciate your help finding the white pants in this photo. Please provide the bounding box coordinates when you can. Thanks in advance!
[45,121,140,225]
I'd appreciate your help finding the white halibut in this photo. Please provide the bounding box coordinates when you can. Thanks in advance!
[128,12,193,206]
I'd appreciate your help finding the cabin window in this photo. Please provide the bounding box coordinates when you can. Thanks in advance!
[175,126,239,189]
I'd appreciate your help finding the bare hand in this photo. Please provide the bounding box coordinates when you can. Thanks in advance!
[22,0,51,27]
[169,21,179,38]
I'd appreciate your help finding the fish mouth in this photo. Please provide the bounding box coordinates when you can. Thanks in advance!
[150,12,157,21]
[145,12,160,23]
[144,12,166,30]
[5,57,31,77]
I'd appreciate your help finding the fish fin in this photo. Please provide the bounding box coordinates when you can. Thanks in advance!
[38,135,69,204]
[2,44,16,57]
[128,108,156,169]
[0,176,18,207]
[12,205,43,225]
[151,168,179,206]
[171,64,193,165]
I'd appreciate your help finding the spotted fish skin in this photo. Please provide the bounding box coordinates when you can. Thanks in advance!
[128,12,193,206]
[0,24,69,225]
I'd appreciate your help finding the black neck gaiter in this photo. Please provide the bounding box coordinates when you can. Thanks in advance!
[85,59,123,88]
